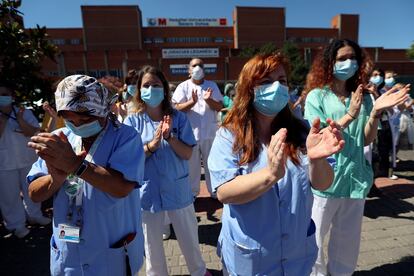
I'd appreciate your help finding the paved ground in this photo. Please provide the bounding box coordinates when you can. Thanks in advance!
[1,150,413,276]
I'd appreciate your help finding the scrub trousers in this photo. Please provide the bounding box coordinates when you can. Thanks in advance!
[0,166,43,231]
[142,204,206,276]
[311,195,365,276]
[189,139,214,197]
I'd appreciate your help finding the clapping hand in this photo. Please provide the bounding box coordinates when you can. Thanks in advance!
[266,128,287,180]
[162,115,173,140]
[203,88,213,100]
[348,85,364,119]
[373,84,410,113]
[306,118,345,160]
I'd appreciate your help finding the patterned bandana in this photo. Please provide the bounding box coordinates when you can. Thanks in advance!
[55,75,117,117]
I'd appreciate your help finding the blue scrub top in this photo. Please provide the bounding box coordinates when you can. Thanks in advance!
[124,110,196,213]
[208,128,317,276]
[27,122,145,276]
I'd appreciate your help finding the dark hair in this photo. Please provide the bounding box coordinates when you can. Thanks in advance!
[133,65,173,115]
[124,69,138,86]
[305,39,372,94]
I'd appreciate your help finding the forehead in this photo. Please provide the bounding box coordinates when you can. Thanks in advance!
[190,59,203,66]
[267,66,287,80]
[60,110,92,120]
[336,45,355,57]
[141,73,162,83]
[385,72,394,78]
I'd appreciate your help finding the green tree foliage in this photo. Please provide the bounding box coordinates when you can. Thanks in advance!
[238,42,309,87]
[281,41,309,87]
[0,0,57,117]
[407,42,414,60]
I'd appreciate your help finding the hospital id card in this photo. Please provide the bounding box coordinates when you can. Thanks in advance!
[58,224,80,243]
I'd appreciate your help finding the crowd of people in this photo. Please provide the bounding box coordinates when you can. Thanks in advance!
[0,38,413,276]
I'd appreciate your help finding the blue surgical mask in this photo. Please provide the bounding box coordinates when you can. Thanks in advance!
[253,81,289,117]
[0,96,13,107]
[384,77,396,87]
[370,76,383,86]
[122,91,130,102]
[65,120,103,138]
[333,59,359,81]
[140,86,164,107]
[127,85,137,96]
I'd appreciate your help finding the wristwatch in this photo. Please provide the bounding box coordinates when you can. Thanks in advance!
[74,160,89,177]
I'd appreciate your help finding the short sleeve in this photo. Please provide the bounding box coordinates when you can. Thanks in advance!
[304,89,328,128]
[172,82,188,104]
[107,126,145,187]
[176,111,196,146]
[123,115,136,129]
[27,157,48,184]
[23,109,40,128]
[207,128,240,192]
[210,82,224,102]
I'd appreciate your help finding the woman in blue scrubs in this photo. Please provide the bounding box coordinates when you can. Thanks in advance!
[124,66,209,276]
[208,53,345,276]
[27,75,145,276]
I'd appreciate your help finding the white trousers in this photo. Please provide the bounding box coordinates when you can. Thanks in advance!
[0,166,43,230]
[311,195,365,276]
[142,204,206,276]
[189,139,214,196]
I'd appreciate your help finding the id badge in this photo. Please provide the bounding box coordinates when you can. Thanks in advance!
[58,224,80,243]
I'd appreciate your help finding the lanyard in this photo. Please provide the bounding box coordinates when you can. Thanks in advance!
[65,125,108,227]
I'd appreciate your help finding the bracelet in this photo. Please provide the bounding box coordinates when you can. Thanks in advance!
[370,111,382,120]
[347,112,356,120]
[146,143,154,154]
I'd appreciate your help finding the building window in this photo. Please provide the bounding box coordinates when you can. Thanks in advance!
[70,39,80,45]
[143,38,152,44]
[154,37,164,43]
[52,39,65,45]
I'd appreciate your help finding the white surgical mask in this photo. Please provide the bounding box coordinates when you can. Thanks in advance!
[191,66,205,81]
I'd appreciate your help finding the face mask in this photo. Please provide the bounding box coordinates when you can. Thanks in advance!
[122,92,130,102]
[65,120,103,138]
[384,77,396,87]
[333,59,359,81]
[191,66,205,81]
[140,86,164,107]
[253,81,289,117]
[0,96,13,107]
[370,76,383,86]
[127,85,137,96]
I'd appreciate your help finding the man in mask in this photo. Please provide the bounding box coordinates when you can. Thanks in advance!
[172,58,223,198]
[0,83,51,239]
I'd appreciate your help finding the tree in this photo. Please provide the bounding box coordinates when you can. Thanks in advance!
[238,41,309,87]
[0,0,57,117]
[281,41,309,87]
[407,42,414,60]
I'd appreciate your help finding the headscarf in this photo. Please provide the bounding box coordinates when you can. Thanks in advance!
[55,75,117,117]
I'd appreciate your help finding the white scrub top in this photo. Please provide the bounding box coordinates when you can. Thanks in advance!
[172,79,223,141]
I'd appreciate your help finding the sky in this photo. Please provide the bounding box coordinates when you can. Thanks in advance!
[20,0,414,49]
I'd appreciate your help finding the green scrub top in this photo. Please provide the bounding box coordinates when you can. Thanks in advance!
[304,87,374,199]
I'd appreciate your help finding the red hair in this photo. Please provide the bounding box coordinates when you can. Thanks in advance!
[223,53,308,166]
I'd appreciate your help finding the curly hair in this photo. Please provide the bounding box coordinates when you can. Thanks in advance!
[131,65,173,115]
[304,39,372,95]
[223,52,309,166]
